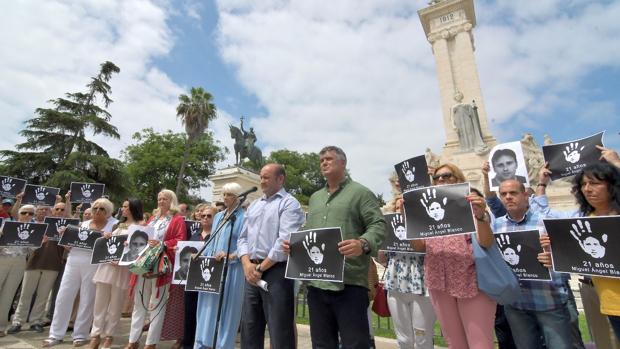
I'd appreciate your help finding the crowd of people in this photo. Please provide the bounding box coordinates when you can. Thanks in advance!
[0,144,619,349]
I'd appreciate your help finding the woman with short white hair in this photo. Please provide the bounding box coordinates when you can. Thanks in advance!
[43,198,117,347]
[0,205,39,336]
[194,182,246,349]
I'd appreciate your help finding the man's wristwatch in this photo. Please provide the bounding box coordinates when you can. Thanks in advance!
[255,264,263,273]
[360,239,371,255]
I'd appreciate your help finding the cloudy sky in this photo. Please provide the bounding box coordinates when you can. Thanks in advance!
[1,0,619,199]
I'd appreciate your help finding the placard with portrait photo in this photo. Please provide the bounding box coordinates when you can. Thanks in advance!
[118,225,155,266]
[487,141,530,191]
[543,216,620,278]
[173,241,203,285]
[542,132,604,180]
[495,229,551,281]
[285,227,344,282]
[91,235,128,264]
[378,213,420,253]
[394,155,431,192]
[402,183,476,239]
[58,224,102,250]
[0,176,27,198]
[0,221,48,248]
[22,184,60,207]
[185,256,224,293]
[44,217,80,241]
[70,182,105,204]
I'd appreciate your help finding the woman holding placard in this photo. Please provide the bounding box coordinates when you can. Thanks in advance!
[194,183,245,349]
[411,164,496,349]
[540,151,620,342]
[89,198,144,349]
[0,204,36,337]
[43,198,116,347]
[125,189,186,349]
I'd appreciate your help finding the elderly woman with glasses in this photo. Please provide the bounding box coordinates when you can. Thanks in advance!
[43,198,117,347]
[0,205,41,336]
[411,164,496,349]
[8,199,69,335]
[194,183,246,349]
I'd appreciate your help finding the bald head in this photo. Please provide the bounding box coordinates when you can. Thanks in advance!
[260,163,286,197]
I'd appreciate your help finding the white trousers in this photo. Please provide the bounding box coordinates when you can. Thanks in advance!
[91,282,126,338]
[48,255,97,340]
[0,256,26,331]
[13,269,58,325]
[387,289,436,349]
[128,276,169,345]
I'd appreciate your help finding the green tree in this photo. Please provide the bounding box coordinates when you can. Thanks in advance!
[263,149,325,205]
[0,61,128,202]
[175,87,217,196]
[123,128,225,210]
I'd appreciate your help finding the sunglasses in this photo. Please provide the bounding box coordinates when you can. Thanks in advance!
[200,214,213,219]
[432,173,454,181]
[20,211,35,216]
[54,208,65,211]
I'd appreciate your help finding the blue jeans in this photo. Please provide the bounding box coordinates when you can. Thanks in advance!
[504,304,572,349]
[307,285,370,349]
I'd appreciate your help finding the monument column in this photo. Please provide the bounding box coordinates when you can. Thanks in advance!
[418,0,496,158]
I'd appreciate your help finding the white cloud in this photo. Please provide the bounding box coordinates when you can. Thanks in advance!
[215,0,620,197]
[0,1,185,153]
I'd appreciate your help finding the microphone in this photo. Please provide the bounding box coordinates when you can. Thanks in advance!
[238,186,258,198]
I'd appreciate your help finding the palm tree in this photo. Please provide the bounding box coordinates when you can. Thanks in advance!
[175,87,217,195]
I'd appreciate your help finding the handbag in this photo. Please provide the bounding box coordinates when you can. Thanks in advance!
[471,233,521,305]
[371,265,391,317]
[128,243,164,276]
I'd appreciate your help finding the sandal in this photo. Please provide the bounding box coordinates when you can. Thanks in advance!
[89,336,101,349]
[74,338,89,347]
[102,336,113,349]
[42,338,64,347]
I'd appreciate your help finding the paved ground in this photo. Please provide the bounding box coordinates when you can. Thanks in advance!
[0,319,403,349]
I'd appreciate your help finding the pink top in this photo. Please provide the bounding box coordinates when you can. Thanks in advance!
[93,225,130,289]
[424,234,478,298]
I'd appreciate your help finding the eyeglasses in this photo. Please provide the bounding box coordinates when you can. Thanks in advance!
[200,214,213,219]
[432,173,454,181]
[92,207,106,212]
[20,211,35,216]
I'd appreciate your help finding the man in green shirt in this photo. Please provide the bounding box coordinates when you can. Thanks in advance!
[290,145,386,348]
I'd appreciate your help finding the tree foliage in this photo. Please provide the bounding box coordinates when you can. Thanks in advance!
[123,128,226,210]
[245,149,325,205]
[0,61,128,202]
[175,87,218,195]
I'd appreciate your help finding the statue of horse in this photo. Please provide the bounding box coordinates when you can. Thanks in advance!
[229,124,263,166]
[229,125,246,165]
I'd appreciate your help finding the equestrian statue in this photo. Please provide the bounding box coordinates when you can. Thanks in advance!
[229,116,263,166]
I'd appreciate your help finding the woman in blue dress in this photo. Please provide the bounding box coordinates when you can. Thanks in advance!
[194,183,245,349]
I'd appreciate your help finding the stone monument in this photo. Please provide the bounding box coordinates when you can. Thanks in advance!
[417,0,576,209]
[418,0,579,306]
